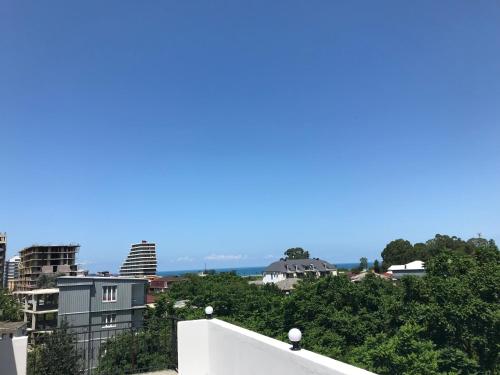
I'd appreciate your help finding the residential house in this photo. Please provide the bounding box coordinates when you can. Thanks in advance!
[387,260,425,279]
[262,258,337,284]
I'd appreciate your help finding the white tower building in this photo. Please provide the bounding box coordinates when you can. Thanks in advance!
[120,241,157,276]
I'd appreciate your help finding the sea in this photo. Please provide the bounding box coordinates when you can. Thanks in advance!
[158,263,364,277]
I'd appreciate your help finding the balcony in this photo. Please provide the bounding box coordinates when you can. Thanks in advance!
[4,315,376,375]
[177,318,375,375]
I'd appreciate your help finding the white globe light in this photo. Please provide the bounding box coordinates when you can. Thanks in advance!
[288,328,302,343]
[205,306,214,315]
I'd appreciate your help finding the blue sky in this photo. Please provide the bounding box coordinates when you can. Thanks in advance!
[1,1,499,272]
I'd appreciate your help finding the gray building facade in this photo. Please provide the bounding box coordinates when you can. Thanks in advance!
[57,276,147,327]
[57,276,148,372]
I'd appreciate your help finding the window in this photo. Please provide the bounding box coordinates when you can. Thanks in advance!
[102,313,116,328]
[102,286,117,302]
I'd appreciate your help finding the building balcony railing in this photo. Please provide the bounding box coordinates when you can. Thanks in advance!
[7,310,376,375]
[178,317,376,375]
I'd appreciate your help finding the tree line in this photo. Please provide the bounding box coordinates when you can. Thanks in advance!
[3,233,497,374]
[163,234,499,374]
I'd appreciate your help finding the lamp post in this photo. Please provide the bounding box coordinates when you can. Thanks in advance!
[205,305,214,319]
[288,328,302,351]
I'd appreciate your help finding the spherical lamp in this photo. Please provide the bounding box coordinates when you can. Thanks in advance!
[205,306,214,319]
[288,328,302,351]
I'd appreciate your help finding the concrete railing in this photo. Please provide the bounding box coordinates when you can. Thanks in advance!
[0,336,28,375]
[178,319,376,375]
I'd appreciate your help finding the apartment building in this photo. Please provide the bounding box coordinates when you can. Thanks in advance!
[4,255,21,291]
[57,276,148,370]
[119,240,157,276]
[16,244,81,290]
[0,233,6,288]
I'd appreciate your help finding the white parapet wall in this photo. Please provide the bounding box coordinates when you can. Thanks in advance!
[178,319,376,375]
[0,336,28,375]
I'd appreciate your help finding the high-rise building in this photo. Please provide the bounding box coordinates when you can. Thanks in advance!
[0,233,6,289]
[4,255,21,291]
[119,240,157,276]
[16,244,81,290]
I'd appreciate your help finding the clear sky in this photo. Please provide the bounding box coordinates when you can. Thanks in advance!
[1,1,499,272]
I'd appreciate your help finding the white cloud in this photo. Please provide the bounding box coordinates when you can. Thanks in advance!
[176,256,195,262]
[264,254,277,260]
[204,254,247,261]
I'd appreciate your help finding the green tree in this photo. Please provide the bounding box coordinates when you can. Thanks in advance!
[0,289,22,321]
[359,257,368,271]
[28,322,81,375]
[284,247,310,260]
[157,234,499,374]
[36,273,65,289]
[96,323,176,374]
[348,322,440,375]
[425,234,474,258]
[373,259,380,273]
[381,239,415,270]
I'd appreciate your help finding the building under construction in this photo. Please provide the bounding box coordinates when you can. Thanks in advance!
[16,244,81,290]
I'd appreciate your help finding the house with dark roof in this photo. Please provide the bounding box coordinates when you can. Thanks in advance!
[262,258,337,284]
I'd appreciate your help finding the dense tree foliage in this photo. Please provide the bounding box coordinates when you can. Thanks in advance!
[0,289,22,321]
[284,247,310,260]
[165,234,499,374]
[95,302,177,374]
[359,257,368,271]
[381,234,498,270]
[36,273,64,289]
[28,322,81,375]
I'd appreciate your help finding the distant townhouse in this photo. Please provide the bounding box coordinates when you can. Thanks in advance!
[262,258,337,284]
[120,240,157,277]
[387,260,425,279]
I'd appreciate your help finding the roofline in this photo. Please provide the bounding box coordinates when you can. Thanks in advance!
[19,244,80,252]
[57,276,149,281]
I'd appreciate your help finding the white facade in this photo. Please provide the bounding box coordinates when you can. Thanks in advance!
[0,336,28,375]
[178,318,376,375]
[388,260,425,279]
[262,272,287,284]
[262,259,337,285]
[4,255,20,290]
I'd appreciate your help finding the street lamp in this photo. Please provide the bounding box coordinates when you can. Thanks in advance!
[205,305,214,319]
[288,328,302,351]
